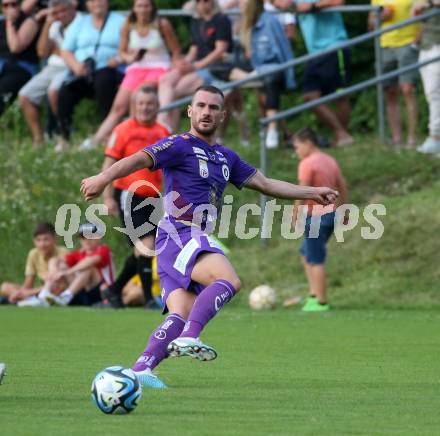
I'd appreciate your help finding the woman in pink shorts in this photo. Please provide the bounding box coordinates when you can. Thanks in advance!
[83,0,180,149]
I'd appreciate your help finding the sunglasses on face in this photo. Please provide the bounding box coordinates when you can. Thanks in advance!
[2,1,18,8]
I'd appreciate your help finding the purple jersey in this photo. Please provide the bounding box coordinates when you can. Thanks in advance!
[144,132,256,228]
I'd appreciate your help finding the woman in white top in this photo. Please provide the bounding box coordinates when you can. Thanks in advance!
[86,0,180,148]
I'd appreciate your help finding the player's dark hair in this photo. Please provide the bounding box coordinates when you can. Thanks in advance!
[33,222,56,238]
[292,127,319,146]
[193,85,225,104]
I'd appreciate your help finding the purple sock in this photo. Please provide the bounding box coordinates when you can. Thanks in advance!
[182,280,237,338]
[132,313,185,372]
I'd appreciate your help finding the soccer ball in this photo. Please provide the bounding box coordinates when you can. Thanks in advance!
[249,285,277,310]
[91,366,142,415]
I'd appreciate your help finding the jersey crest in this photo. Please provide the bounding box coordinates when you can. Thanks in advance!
[199,159,209,178]
[222,164,230,181]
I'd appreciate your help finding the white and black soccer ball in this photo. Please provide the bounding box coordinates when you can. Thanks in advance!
[91,366,142,415]
[249,285,277,310]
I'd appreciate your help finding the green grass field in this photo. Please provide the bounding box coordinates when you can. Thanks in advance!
[1,307,440,435]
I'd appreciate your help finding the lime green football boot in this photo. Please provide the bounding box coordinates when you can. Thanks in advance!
[302,297,330,312]
[302,296,318,311]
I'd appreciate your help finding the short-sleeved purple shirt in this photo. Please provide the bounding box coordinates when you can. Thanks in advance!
[144,132,256,228]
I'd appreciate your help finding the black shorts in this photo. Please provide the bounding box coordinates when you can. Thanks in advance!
[303,49,351,96]
[113,188,161,246]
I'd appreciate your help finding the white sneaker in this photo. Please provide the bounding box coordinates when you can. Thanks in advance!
[17,296,49,308]
[39,288,70,306]
[167,337,217,361]
[417,137,440,155]
[265,128,279,149]
[79,138,97,151]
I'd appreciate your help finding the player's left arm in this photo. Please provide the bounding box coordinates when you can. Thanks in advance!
[244,170,338,205]
[101,156,119,216]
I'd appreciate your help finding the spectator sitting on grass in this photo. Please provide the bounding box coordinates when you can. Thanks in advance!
[18,0,78,147]
[32,223,115,307]
[0,0,43,116]
[121,257,162,307]
[0,222,68,304]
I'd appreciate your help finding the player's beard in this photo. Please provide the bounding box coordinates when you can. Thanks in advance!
[193,118,218,137]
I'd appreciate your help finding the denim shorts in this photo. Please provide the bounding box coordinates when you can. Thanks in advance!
[299,212,335,265]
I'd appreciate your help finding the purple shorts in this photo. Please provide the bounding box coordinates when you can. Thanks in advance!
[156,223,224,313]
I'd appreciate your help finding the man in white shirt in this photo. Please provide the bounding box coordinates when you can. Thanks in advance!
[19,0,78,146]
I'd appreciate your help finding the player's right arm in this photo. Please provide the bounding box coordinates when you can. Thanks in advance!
[81,151,153,201]
[101,156,119,216]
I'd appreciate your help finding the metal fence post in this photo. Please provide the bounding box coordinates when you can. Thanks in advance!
[259,125,268,247]
[374,8,386,143]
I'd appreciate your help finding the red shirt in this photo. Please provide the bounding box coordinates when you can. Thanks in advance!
[105,118,169,197]
[65,244,115,286]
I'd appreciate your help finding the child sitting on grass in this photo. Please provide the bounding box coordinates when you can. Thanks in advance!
[0,223,68,304]
[37,223,115,307]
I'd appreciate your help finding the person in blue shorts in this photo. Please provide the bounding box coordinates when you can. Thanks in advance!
[290,128,348,312]
[81,85,338,389]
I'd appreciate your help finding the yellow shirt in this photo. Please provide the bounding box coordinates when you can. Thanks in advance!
[130,257,161,298]
[371,0,418,47]
[25,246,69,281]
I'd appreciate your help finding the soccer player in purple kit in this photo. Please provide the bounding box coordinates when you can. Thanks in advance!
[81,85,338,389]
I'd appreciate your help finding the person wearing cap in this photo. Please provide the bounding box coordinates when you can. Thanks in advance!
[36,223,116,306]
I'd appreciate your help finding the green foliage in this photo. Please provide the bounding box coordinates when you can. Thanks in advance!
[1,129,440,309]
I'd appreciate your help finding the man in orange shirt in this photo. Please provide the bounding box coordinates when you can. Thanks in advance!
[102,86,169,309]
[290,128,348,312]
